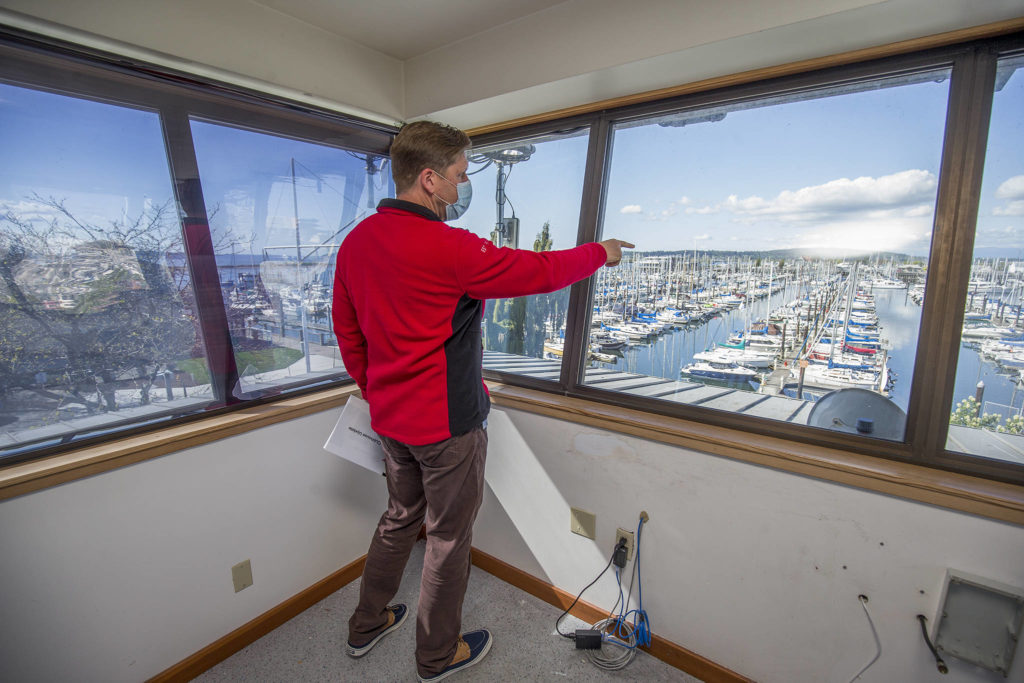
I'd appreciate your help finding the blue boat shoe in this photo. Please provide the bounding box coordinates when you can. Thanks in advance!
[345,604,408,658]
[418,629,492,682]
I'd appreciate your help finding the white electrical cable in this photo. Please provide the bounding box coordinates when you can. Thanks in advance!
[847,594,882,683]
[586,617,637,671]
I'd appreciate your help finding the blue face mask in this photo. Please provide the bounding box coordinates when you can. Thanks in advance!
[432,170,472,220]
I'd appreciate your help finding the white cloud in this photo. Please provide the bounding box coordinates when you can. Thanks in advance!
[724,194,765,211]
[0,198,63,224]
[673,170,941,253]
[620,204,643,214]
[694,233,711,241]
[975,225,1024,249]
[789,218,936,254]
[994,200,1024,216]
[678,196,691,205]
[996,175,1024,200]
[723,170,938,221]
[904,204,933,217]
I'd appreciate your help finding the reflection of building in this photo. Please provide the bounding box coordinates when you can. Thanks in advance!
[215,253,262,288]
[12,242,148,310]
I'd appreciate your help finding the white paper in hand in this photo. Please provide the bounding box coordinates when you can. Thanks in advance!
[323,396,386,475]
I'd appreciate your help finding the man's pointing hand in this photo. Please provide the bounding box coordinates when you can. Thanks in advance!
[599,239,636,267]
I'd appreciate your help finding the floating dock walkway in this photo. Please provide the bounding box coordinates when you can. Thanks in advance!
[482,350,1024,464]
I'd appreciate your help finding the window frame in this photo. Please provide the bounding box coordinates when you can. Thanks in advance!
[1,23,1022,489]
[472,35,1024,486]
[465,118,597,393]
[0,27,395,465]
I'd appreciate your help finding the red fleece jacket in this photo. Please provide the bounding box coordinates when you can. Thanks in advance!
[332,198,606,445]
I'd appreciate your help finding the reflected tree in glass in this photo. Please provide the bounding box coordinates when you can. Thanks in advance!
[0,194,204,414]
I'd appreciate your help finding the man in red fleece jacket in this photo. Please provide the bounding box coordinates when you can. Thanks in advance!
[333,120,632,682]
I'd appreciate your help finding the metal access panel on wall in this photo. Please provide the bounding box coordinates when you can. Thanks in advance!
[934,569,1024,677]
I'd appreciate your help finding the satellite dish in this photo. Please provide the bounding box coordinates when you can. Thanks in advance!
[807,388,906,440]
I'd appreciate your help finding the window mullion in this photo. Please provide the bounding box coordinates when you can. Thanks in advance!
[160,107,241,406]
[908,46,998,463]
[561,116,612,390]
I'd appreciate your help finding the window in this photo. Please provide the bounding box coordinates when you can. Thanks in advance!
[450,129,591,380]
[3,28,1023,486]
[0,35,393,464]
[0,83,213,457]
[947,53,1024,464]
[189,120,393,397]
[584,70,951,442]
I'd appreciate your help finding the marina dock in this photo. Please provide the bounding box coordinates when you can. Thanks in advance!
[484,350,817,424]
[482,350,1024,464]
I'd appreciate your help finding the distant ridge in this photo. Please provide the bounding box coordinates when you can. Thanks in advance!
[628,247,925,260]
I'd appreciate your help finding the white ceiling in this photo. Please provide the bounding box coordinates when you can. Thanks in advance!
[251,0,570,60]
[1,0,1021,128]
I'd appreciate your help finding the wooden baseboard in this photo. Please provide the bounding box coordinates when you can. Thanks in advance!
[146,554,367,683]
[470,547,753,683]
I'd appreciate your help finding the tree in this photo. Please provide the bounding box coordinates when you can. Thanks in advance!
[483,221,565,358]
[1,194,202,416]
[524,222,569,357]
[533,222,553,252]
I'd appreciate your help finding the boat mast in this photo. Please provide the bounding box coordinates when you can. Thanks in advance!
[834,261,859,365]
[292,157,311,374]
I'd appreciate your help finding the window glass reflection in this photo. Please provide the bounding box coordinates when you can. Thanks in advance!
[0,83,211,458]
[190,120,393,396]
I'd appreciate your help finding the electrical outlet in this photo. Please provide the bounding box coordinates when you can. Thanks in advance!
[616,528,634,562]
[570,507,596,539]
[232,559,253,593]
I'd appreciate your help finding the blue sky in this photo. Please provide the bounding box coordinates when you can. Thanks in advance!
[0,83,385,258]
[450,131,590,251]
[0,83,173,228]
[975,55,1024,254]
[2,60,1021,259]
[459,64,1022,258]
[190,120,387,258]
[595,72,953,256]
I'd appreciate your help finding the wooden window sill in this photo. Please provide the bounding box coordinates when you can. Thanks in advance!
[0,385,360,501]
[3,381,1022,528]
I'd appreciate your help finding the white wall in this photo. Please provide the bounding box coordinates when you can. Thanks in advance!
[0,0,405,124]
[405,0,884,118]
[0,410,389,682]
[1,406,1022,681]
[478,407,1024,683]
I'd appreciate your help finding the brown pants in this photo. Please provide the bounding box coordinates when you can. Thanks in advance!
[348,424,488,677]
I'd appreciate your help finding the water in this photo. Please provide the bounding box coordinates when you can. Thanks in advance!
[593,281,804,392]
[952,339,1023,420]
[592,285,1024,415]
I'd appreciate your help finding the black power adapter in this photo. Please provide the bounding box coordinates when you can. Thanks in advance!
[574,628,602,650]
[612,538,628,569]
